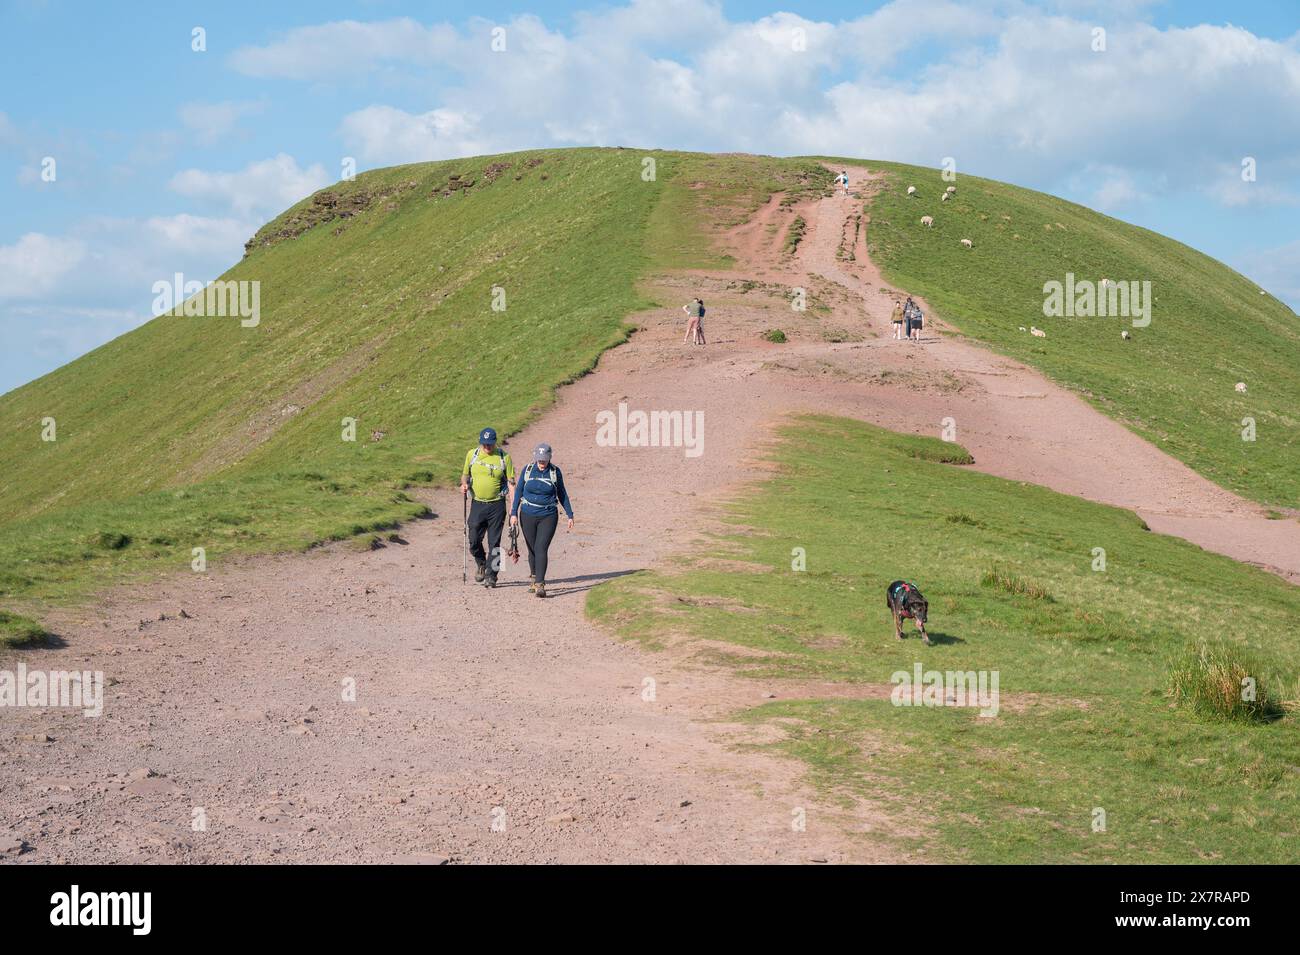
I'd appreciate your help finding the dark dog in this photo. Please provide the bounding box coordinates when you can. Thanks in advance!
[886,580,930,645]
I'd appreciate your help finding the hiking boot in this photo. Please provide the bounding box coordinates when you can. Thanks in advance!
[535,582,546,598]
[484,575,497,589]
[473,560,486,583]
[528,576,536,594]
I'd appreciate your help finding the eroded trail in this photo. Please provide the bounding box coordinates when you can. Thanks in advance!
[792,168,1300,583]
[3,170,1296,866]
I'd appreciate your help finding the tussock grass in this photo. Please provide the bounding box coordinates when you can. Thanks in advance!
[1168,641,1285,724]
[981,564,1054,601]
[0,611,47,649]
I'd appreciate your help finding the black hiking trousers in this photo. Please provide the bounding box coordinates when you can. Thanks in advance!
[520,510,559,585]
[468,498,507,579]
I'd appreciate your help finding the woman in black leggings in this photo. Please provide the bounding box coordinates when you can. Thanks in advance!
[509,443,574,598]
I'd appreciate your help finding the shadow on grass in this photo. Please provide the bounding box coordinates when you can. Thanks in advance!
[923,631,965,646]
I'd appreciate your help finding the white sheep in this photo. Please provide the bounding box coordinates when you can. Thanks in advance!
[1235,382,1247,393]
[960,238,973,249]
[907,185,917,196]
[1100,278,1113,288]
[1030,326,1046,338]
[946,185,956,194]
[1121,330,1131,340]
[1019,326,1027,332]
[941,192,951,202]
[920,215,934,228]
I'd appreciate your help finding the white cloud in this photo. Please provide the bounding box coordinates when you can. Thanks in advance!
[340,106,488,165]
[179,100,266,144]
[0,233,87,300]
[227,17,459,80]
[1238,240,1300,309]
[0,111,18,149]
[244,2,1300,208]
[168,154,331,218]
[1202,160,1300,207]
[0,213,258,392]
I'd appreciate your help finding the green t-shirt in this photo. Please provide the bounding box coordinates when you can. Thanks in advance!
[462,446,515,502]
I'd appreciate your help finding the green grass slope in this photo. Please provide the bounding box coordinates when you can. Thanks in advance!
[587,416,1300,863]
[0,148,827,613]
[845,158,1300,509]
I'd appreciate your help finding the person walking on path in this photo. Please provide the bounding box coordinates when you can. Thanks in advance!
[510,443,574,598]
[890,299,905,339]
[682,297,706,345]
[461,427,516,588]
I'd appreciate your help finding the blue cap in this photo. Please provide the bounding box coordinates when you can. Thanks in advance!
[479,427,497,445]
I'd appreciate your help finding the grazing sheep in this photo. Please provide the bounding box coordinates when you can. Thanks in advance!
[907,185,917,196]
[1030,326,1046,338]
[960,238,973,249]
[920,215,934,228]
[941,192,951,202]
[1121,330,1131,340]
[946,186,956,194]
[1235,382,1247,393]
[1019,326,1027,332]
[1100,278,1113,288]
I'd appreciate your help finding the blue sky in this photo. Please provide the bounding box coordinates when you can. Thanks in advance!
[2,0,1297,394]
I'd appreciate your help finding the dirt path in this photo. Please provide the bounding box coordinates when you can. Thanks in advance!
[4,168,1297,866]
[790,167,1300,583]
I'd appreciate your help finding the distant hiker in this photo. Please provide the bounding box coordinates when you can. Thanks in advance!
[838,170,850,195]
[510,443,574,598]
[682,297,706,345]
[903,297,918,339]
[890,300,905,339]
[461,427,516,588]
[910,303,924,341]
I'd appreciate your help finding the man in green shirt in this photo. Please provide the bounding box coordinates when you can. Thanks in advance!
[460,427,516,588]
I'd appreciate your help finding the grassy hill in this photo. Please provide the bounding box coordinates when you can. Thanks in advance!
[0,146,1296,633]
[848,158,1300,509]
[587,416,1300,863]
[0,148,827,625]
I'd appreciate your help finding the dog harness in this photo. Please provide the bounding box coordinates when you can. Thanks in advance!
[891,581,917,618]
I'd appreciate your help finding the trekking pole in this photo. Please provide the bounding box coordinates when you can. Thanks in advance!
[462,489,468,584]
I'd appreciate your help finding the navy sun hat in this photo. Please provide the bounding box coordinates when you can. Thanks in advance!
[479,427,497,445]
[533,443,553,462]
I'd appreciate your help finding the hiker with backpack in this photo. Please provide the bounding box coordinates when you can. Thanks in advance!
[682,297,706,345]
[902,297,920,341]
[461,427,516,588]
[510,443,574,598]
